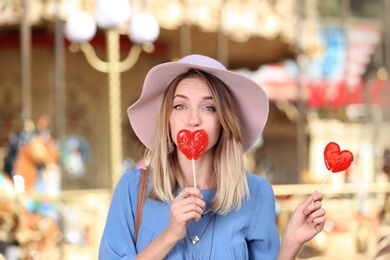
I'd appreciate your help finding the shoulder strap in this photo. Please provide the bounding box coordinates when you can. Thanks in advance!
[135,168,148,243]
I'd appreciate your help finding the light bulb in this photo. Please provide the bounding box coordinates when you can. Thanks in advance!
[95,0,131,29]
[128,13,160,44]
[64,11,96,43]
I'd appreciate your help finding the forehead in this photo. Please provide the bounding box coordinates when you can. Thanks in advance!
[174,77,212,95]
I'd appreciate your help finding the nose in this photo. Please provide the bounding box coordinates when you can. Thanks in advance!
[187,110,201,128]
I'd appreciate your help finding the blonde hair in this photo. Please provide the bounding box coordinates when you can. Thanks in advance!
[145,69,249,214]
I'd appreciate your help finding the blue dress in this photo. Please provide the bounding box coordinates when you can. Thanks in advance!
[99,169,280,259]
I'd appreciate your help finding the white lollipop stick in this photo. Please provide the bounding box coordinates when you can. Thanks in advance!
[192,158,196,188]
[319,171,331,193]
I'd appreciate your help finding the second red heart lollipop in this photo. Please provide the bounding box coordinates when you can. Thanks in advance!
[318,141,354,194]
[177,129,209,160]
[324,142,354,173]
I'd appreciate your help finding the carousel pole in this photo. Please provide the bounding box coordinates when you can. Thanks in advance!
[384,0,390,84]
[217,30,228,68]
[53,0,68,201]
[295,0,307,180]
[64,2,160,191]
[217,3,228,67]
[180,24,191,58]
[54,0,66,142]
[20,0,32,121]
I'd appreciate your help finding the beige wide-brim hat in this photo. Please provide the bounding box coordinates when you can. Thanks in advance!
[127,54,269,152]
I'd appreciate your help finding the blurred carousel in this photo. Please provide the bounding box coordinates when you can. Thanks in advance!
[0,173,62,260]
[1,116,109,259]
[0,116,62,259]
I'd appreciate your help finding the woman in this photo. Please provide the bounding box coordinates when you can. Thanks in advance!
[99,55,325,259]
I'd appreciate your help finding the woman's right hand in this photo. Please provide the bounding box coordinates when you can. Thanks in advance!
[135,188,205,259]
[168,187,206,242]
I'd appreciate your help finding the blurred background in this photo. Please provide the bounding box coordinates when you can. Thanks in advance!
[0,0,390,259]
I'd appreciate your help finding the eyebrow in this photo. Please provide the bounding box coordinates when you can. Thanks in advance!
[173,94,214,100]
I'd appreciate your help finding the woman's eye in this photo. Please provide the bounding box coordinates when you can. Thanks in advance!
[204,106,216,112]
[173,104,185,110]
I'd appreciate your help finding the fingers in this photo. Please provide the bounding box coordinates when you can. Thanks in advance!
[183,209,203,222]
[304,198,326,232]
[314,216,326,231]
[308,209,326,233]
[175,187,203,200]
[312,191,323,202]
[304,190,322,205]
[179,197,205,221]
[302,191,323,215]
[304,200,320,214]
[307,207,326,223]
[171,187,206,223]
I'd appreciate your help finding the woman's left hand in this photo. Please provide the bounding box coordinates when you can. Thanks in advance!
[284,191,326,245]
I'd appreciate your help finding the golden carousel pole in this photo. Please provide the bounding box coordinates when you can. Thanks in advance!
[106,29,123,193]
[20,0,32,121]
[64,3,159,191]
[69,36,146,191]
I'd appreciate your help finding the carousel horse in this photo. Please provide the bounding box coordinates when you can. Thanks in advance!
[13,134,59,193]
[2,124,34,181]
[1,116,62,258]
[4,116,60,193]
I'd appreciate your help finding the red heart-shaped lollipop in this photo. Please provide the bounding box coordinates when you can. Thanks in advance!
[177,130,209,160]
[324,142,354,173]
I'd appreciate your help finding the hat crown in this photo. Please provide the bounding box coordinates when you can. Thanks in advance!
[178,54,227,71]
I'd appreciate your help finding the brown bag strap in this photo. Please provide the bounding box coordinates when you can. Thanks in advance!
[135,168,148,243]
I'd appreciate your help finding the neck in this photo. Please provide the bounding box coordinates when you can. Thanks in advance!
[178,152,214,189]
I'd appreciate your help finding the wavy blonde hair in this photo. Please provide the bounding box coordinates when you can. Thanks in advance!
[144,69,249,214]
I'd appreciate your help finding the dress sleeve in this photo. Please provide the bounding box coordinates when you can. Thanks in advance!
[98,170,141,260]
[246,176,280,260]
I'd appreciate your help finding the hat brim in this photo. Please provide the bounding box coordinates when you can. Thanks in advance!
[128,59,269,152]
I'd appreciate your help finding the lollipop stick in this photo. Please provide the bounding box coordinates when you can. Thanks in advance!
[319,171,331,193]
[192,158,196,188]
